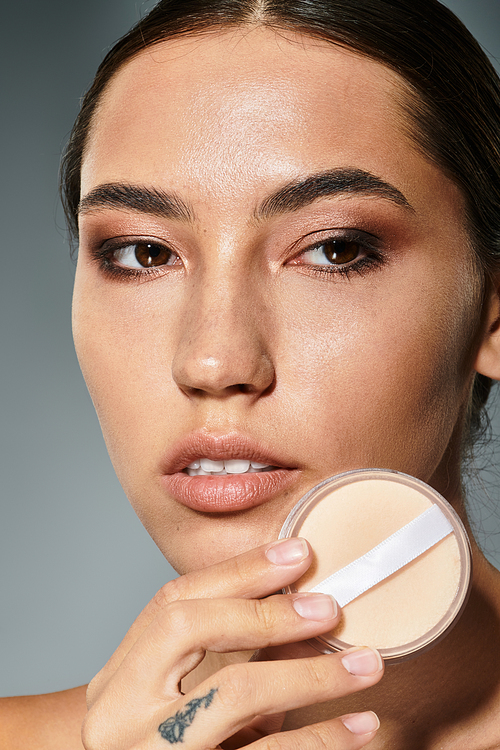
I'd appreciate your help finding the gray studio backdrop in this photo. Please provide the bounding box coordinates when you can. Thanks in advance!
[1,0,499,697]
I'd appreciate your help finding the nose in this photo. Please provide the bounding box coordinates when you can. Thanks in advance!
[171,274,275,399]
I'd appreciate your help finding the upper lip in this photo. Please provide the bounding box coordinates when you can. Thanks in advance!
[162,431,297,474]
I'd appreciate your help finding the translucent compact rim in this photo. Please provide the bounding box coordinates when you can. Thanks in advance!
[279,469,472,663]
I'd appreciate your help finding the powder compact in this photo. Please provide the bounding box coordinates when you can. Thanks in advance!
[279,469,472,662]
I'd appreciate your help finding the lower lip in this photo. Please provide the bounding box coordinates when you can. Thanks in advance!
[162,469,299,512]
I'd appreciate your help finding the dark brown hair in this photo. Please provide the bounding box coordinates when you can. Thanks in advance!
[60,0,500,445]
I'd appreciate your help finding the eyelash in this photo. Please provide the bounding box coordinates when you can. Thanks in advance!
[290,230,384,279]
[89,230,385,282]
[89,238,180,282]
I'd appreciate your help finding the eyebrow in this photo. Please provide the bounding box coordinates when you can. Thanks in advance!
[78,168,413,224]
[254,168,413,220]
[78,183,194,222]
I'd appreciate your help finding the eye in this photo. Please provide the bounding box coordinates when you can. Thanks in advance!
[300,238,363,266]
[287,230,385,280]
[113,241,179,269]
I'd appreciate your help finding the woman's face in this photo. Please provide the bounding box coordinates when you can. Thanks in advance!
[74,27,485,573]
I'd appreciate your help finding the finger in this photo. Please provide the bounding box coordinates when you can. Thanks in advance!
[90,538,312,698]
[248,712,380,749]
[220,713,286,749]
[131,537,313,635]
[152,649,383,749]
[106,593,341,698]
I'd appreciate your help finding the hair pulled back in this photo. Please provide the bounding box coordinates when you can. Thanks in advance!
[61,0,500,446]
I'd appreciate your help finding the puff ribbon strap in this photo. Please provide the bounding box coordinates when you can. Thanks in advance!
[310,504,453,607]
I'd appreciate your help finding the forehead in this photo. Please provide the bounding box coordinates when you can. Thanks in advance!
[84,30,399,174]
[81,26,460,222]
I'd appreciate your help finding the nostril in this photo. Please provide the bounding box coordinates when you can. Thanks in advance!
[183,382,259,397]
[237,380,275,395]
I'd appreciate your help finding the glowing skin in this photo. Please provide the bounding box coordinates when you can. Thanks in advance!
[74,27,488,576]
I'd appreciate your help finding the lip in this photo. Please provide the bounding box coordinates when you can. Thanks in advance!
[161,431,300,512]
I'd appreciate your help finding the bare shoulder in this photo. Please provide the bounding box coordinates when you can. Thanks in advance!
[0,685,87,750]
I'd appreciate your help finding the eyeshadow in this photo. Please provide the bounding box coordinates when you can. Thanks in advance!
[279,469,471,662]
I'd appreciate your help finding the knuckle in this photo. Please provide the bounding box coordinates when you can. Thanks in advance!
[308,722,337,750]
[303,658,329,693]
[255,724,335,750]
[151,577,183,610]
[216,663,254,710]
[256,735,287,750]
[250,598,278,637]
[231,552,253,590]
[157,600,195,641]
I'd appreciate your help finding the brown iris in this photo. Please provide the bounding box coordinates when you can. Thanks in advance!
[134,243,171,267]
[321,239,360,265]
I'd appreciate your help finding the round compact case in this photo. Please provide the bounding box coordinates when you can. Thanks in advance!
[279,469,472,662]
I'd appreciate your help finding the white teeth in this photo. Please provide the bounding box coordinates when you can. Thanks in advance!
[185,458,274,475]
[200,458,224,472]
[224,459,250,474]
[186,467,207,476]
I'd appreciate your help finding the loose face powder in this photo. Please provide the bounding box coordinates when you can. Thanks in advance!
[279,469,471,662]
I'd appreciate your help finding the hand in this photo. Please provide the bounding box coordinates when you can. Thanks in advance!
[82,538,384,749]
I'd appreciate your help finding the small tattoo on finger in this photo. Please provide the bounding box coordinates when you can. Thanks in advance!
[158,688,218,744]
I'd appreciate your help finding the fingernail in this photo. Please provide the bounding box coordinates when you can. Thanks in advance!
[341,648,383,676]
[341,711,380,735]
[265,538,308,565]
[292,594,338,621]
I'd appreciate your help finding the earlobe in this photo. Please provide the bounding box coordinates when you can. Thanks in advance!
[474,284,500,380]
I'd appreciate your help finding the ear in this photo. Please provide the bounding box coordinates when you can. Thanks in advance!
[474,283,500,380]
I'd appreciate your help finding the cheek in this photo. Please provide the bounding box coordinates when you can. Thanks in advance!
[273,269,479,478]
[72,271,179,485]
